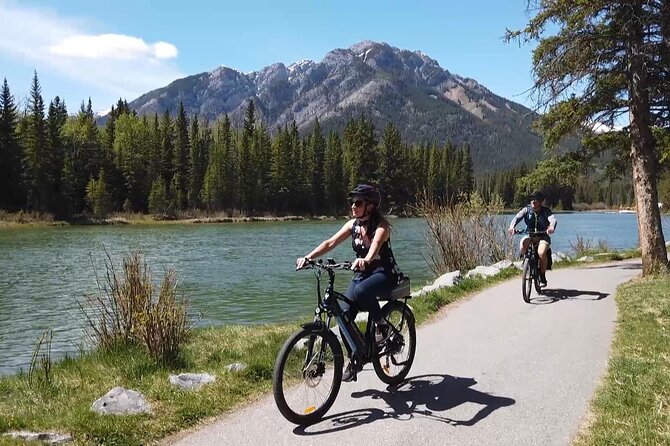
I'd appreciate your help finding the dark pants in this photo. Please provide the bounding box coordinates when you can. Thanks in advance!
[338,271,393,357]
[342,271,393,321]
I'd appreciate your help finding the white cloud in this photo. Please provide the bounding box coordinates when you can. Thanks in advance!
[49,34,178,60]
[0,2,183,102]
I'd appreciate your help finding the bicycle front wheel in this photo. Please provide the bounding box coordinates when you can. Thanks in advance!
[522,258,533,303]
[272,327,343,425]
[373,300,416,385]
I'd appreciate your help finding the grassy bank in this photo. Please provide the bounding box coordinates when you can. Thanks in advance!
[0,268,519,445]
[574,274,670,446]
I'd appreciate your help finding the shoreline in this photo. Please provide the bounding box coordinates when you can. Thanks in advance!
[1,208,663,229]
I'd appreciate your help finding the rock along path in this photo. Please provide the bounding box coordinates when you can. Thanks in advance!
[166,260,641,446]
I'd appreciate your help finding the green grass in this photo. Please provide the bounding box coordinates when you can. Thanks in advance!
[574,274,670,446]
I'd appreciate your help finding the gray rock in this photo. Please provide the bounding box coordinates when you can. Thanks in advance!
[465,265,500,278]
[91,387,152,415]
[491,259,513,270]
[512,260,524,269]
[577,256,594,262]
[225,362,247,373]
[169,373,216,390]
[552,251,570,263]
[4,431,72,444]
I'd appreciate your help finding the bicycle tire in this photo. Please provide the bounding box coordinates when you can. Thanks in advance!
[533,258,543,295]
[273,327,343,425]
[522,258,533,303]
[373,300,416,385]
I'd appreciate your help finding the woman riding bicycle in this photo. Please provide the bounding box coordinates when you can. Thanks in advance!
[296,184,402,381]
[508,191,557,287]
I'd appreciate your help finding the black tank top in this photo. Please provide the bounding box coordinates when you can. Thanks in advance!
[351,219,400,279]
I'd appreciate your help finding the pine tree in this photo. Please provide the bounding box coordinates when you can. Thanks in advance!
[508,0,669,274]
[308,119,326,214]
[323,131,345,214]
[22,71,49,211]
[239,100,256,211]
[460,144,474,198]
[173,102,190,209]
[46,96,67,215]
[188,115,206,208]
[0,78,23,210]
[159,110,174,185]
[378,123,407,211]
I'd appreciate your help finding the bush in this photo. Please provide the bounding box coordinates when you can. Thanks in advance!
[79,251,194,364]
[418,192,514,274]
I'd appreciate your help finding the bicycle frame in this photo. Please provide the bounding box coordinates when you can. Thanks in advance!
[310,260,406,368]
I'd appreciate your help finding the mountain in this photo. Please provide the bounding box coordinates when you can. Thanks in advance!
[125,41,556,172]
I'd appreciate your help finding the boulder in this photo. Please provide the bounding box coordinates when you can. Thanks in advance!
[465,265,500,278]
[169,373,216,390]
[91,387,152,415]
[491,259,513,270]
[225,362,247,373]
[577,256,594,262]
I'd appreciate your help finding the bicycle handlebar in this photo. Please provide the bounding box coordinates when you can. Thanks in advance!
[297,258,353,271]
[514,229,547,236]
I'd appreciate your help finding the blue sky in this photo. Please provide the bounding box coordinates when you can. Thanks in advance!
[0,0,538,114]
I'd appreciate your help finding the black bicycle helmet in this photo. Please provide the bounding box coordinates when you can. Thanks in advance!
[348,184,381,207]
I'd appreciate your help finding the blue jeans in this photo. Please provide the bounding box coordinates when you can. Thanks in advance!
[341,271,393,324]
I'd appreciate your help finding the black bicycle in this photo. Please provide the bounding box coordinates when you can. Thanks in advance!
[272,258,416,425]
[515,230,547,303]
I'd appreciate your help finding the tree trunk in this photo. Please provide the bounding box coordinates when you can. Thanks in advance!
[627,3,669,275]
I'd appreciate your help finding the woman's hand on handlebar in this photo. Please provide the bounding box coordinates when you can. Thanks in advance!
[296,256,312,270]
[507,228,515,236]
[547,227,555,235]
[351,258,368,271]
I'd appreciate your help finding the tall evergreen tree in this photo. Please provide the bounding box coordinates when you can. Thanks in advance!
[239,100,256,211]
[173,102,190,209]
[460,144,474,198]
[308,119,326,214]
[159,110,174,185]
[323,131,345,214]
[188,115,206,208]
[22,71,49,211]
[253,123,272,211]
[508,0,669,274]
[0,78,23,210]
[378,123,407,211]
[46,96,67,215]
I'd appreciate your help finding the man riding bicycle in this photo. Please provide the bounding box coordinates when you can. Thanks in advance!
[508,191,557,287]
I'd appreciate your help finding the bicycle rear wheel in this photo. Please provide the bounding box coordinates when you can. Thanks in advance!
[273,327,343,425]
[373,300,416,385]
[533,261,543,295]
[522,258,533,303]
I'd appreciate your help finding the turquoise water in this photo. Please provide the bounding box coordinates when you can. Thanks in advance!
[0,213,667,375]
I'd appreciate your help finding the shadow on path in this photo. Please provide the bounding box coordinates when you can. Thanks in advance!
[587,262,642,270]
[529,288,609,305]
[293,374,515,436]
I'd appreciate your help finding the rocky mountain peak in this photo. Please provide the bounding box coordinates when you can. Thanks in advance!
[122,40,549,171]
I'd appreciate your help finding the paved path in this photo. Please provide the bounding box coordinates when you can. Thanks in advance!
[167,260,641,446]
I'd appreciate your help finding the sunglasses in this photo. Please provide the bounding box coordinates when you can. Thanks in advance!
[349,199,365,207]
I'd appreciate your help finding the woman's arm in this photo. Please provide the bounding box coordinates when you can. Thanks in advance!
[297,219,354,269]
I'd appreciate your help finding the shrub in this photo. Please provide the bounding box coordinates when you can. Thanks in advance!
[79,251,194,364]
[418,192,514,274]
